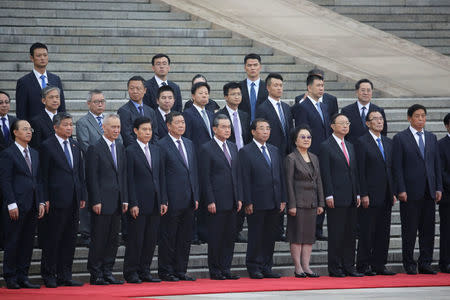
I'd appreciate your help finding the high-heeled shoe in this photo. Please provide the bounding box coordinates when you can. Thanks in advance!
[304,272,320,278]
[294,271,307,278]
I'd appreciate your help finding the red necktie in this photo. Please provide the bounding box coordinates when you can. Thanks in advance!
[341,141,350,166]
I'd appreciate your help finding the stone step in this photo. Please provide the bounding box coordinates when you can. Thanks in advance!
[366,22,450,31]
[386,30,450,39]
[313,0,450,6]
[408,39,450,47]
[328,6,450,15]
[338,14,450,23]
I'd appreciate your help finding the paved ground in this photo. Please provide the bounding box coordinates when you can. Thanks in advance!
[149,287,450,300]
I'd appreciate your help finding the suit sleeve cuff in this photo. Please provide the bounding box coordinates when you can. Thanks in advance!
[8,203,18,211]
[326,196,333,200]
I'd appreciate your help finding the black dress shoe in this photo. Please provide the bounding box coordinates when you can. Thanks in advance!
[263,272,281,278]
[316,234,328,241]
[294,272,306,278]
[160,274,179,282]
[90,277,109,285]
[304,272,320,278]
[125,273,142,284]
[344,271,364,277]
[44,278,58,288]
[18,280,40,289]
[57,279,84,287]
[375,268,396,276]
[249,272,264,279]
[418,266,437,275]
[363,270,377,276]
[139,274,161,283]
[6,280,20,289]
[104,275,124,285]
[405,266,417,275]
[440,264,450,274]
[210,273,226,280]
[329,272,346,277]
[176,274,196,281]
[222,273,240,280]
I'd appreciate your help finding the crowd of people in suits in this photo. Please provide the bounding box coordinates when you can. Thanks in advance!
[0,42,449,290]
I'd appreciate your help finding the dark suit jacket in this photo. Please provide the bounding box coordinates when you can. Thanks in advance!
[155,109,168,138]
[295,93,338,117]
[392,128,442,202]
[117,100,159,147]
[238,79,268,118]
[439,135,450,204]
[356,132,394,207]
[292,98,331,155]
[199,140,240,211]
[0,144,43,212]
[143,77,182,112]
[285,149,324,209]
[15,71,66,121]
[182,106,214,149]
[319,136,360,207]
[0,115,17,152]
[184,98,220,113]
[85,137,128,215]
[238,141,286,210]
[29,111,54,149]
[341,102,387,144]
[216,107,251,145]
[255,99,293,156]
[158,135,199,212]
[40,136,86,209]
[126,142,165,215]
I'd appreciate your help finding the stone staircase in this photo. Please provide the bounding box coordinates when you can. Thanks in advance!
[310,0,450,56]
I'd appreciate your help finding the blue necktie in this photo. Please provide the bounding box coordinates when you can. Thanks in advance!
[315,102,324,123]
[138,105,144,116]
[1,117,9,143]
[250,82,257,121]
[63,141,73,168]
[376,138,385,161]
[276,102,286,136]
[110,142,117,168]
[261,145,271,167]
[40,74,46,88]
[162,82,167,86]
[361,106,367,127]
[96,116,104,133]
[417,132,425,159]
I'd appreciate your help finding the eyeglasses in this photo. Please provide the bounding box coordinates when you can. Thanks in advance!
[299,135,312,140]
[20,127,34,133]
[0,100,10,105]
[335,122,351,126]
[92,100,106,105]
[368,117,383,121]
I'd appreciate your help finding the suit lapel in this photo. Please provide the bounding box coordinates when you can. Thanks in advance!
[127,100,140,116]
[166,138,189,169]
[366,134,385,164]
[192,108,211,136]
[266,101,284,133]
[100,138,117,172]
[212,140,231,168]
[13,144,32,176]
[51,136,72,171]
[329,137,350,168]
[87,113,103,135]
[405,129,424,160]
[29,72,42,91]
[139,143,153,173]
[294,150,313,179]
[251,141,271,170]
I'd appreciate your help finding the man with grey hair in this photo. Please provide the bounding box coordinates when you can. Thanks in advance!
[39,112,85,288]
[76,90,122,246]
[86,114,128,285]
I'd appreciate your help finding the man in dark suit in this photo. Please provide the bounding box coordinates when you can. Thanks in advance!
[123,117,167,283]
[239,118,286,279]
[319,113,362,277]
[158,112,199,282]
[292,74,332,241]
[393,104,442,275]
[118,76,159,147]
[39,113,85,288]
[294,68,338,118]
[216,82,250,243]
[29,86,60,149]
[183,74,220,113]
[155,85,175,138]
[86,114,128,285]
[199,115,242,280]
[0,119,45,289]
[238,53,268,121]
[0,91,17,152]
[341,79,387,145]
[355,110,396,276]
[143,53,182,112]
[15,42,65,121]
[438,113,450,273]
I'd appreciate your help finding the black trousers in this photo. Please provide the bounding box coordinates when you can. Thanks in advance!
[236,208,245,237]
[327,207,357,275]
[439,203,450,269]
[41,202,79,281]
[158,207,194,277]
[316,208,326,237]
[400,196,436,269]
[246,208,279,274]
[207,210,236,276]
[78,204,90,237]
[87,211,120,278]
[2,205,37,281]
[123,212,159,278]
[193,205,208,242]
[356,204,392,271]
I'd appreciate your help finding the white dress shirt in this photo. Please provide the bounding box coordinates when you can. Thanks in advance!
[246,78,260,98]
[268,96,284,122]
[253,139,271,162]
[55,134,73,167]
[0,114,10,132]
[307,96,323,114]
[33,68,48,88]
[214,136,230,155]
[45,108,55,121]
[357,101,370,118]
[409,126,426,147]
[158,107,169,121]
[155,75,168,87]
[169,133,188,167]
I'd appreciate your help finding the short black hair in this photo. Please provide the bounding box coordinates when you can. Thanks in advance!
[306,74,323,86]
[308,68,325,78]
[10,119,24,141]
[53,112,72,126]
[191,81,210,95]
[127,75,146,88]
[355,78,373,90]
[41,85,60,98]
[166,111,183,124]
[213,114,230,127]
[291,125,312,147]
[191,74,207,86]
[0,90,11,101]
[30,42,48,56]
[366,109,383,122]
[407,104,427,117]
[157,85,175,99]
[265,73,283,86]
[151,53,170,66]
[244,53,261,64]
[444,113,450,126]
[223,82,242,96]
[250,118,270,131]
[330,113,348,124]
[133,116,152,130]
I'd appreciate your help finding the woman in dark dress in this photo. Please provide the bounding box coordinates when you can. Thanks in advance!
[285,125,324,278]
